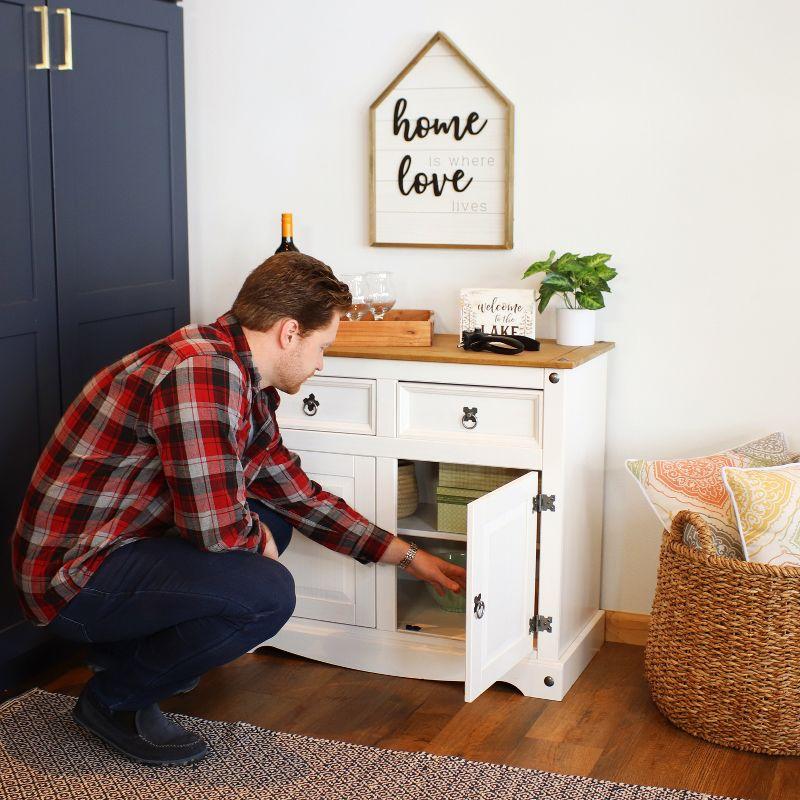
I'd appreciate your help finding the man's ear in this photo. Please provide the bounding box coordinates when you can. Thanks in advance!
[277,318,300,348]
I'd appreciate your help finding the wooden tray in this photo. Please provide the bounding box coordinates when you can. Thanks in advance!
[334,310,434,347]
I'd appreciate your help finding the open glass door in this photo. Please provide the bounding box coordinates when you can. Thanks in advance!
[465,472,538,702]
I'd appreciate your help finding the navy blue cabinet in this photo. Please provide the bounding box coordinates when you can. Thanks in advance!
[49,0,189,406]
[0,0,188,689]
[0,0,63,675]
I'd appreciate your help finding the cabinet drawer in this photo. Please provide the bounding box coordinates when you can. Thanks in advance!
[397,382,542,448]
[276,376,377,435]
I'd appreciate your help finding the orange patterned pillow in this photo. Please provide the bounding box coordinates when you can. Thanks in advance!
[626,432,792,559]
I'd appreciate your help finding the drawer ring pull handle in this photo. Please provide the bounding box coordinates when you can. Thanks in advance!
[302,393,320,416]
[461,406,478,430]
[473,593,485,620]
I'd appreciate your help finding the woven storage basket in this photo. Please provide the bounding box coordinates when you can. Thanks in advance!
[397,460,419,518]
[645,510,800,755]
[439,462,526,492]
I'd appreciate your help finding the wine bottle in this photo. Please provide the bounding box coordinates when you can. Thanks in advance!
[274,213,299,253]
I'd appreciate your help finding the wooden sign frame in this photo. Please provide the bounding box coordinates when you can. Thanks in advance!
[369,31,514,249]
[459,288,536,338]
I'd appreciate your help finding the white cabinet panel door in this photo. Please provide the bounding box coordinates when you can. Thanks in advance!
[465,471,538,702]
[282,450,377,627]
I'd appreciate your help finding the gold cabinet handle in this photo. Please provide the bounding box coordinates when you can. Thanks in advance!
[33,6,50,70]
[57,8,72,70]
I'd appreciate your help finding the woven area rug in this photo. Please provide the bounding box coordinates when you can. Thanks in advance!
[0,689,740,800]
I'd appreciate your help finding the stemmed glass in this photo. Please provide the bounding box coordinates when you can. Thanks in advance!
[364,272,396,320]
[341,274,369,321]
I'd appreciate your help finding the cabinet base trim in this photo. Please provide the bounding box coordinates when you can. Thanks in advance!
[258,618,466,681]
[499,610,604,701]
[254,610,605,701]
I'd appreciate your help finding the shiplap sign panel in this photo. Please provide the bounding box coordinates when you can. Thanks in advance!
[370,32,514,249]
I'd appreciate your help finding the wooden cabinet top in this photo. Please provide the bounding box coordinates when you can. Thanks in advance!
[327,334,614,369]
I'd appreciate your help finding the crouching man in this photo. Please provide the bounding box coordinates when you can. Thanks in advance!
[11,252,466,766]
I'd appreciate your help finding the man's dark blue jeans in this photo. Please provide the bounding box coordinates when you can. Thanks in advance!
[48,499,295,711]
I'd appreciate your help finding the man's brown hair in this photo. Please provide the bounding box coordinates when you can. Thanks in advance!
[231,252,352,336]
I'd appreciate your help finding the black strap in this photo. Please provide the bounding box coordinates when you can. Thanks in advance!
[460,328,541,355]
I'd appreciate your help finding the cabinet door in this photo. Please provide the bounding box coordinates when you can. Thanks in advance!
[48,0,189,407]
[281,451,377,627]
[0,0,62,672]
[465,472,538,702]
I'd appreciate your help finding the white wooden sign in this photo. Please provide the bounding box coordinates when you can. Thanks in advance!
[459,288,535,338]
[370,32,514,249]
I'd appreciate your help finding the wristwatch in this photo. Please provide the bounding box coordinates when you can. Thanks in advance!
[397,542,419,570]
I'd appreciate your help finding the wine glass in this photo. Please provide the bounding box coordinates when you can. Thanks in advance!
[364,271,396,321]
[341,274,369,321]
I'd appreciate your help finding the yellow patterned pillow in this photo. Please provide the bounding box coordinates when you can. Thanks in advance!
[626,432,792,559]
[722,465,800,566]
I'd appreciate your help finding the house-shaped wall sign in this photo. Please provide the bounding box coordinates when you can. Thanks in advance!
[370,31,514,249]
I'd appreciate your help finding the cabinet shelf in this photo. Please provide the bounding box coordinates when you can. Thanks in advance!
[396,577,465,641]
[397,502,467,542]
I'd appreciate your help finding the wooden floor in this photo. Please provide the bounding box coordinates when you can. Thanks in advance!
[13,642,800,800]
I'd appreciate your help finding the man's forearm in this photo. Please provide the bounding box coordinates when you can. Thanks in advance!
[378,535,412,565]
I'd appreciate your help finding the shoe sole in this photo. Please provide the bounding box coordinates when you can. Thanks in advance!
[72,706,209,766]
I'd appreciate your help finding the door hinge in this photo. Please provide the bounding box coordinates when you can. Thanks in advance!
[533,493,556,513]
[530,615,553,634]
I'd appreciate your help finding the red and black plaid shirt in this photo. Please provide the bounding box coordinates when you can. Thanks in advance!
[12,311,394,625]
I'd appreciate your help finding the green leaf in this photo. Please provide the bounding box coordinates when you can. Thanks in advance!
[541,273,574,291]
[573,267,597,284]
[575,273,600,295]
[581,253,612,269]
[596,265,617,281]
[537,284,557,313]
[595,278,611,293]
[553,253,582,273]
[575,289,605,310]
[522,250,556,278]
[523,262,548,278]
[523,264,547,278]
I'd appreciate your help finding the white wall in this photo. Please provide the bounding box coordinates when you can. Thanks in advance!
[183,0,800,614]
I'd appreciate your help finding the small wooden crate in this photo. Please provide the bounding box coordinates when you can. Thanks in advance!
[334,310,434,347]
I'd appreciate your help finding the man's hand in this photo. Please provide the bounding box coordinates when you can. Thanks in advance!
[404,548,467,597]
[259,521,280,561]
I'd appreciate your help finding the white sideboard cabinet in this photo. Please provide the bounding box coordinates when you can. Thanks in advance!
[255,335,614,703]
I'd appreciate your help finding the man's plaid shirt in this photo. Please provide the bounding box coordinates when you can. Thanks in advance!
[12,311,394,625]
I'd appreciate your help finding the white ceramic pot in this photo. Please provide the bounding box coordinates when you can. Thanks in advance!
[556,308,596,346]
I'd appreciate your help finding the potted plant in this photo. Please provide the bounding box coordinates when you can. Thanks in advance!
[522,250,617,346]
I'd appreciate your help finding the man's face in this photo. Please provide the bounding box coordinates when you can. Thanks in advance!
[274,314,340,394]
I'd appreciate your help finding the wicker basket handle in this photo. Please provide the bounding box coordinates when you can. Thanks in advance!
[670,509,716,555]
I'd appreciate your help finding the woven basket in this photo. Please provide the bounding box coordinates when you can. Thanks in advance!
[645,510,800,755]
[439,462,525,492]
[397,460,419,518]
